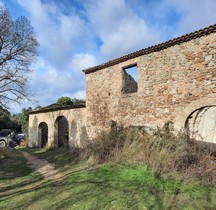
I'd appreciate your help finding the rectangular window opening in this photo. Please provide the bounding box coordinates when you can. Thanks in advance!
[122,64,138,94]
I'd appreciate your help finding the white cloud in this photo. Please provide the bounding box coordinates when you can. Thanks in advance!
[71,90,86,99]
[27,52,97,108]
[69,53,98,72]
[165,0,216,34]
[13,0,98,110]
[8,0,216,113]
[84,0,161,60]
[17,0,95,68]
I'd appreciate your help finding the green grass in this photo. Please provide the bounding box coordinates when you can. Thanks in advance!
[0,148,215,210]
[0,149,32,177]
[0,149,43,200]
[0,148,36,188]
[20,147,76,168]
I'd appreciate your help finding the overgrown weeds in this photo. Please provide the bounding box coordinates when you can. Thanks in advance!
[2,126,214,210]
[82,121,216,185]
[25,121,216,185]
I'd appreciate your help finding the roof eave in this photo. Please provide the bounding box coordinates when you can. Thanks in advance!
[28,104,86,115]
[83,23,216,74]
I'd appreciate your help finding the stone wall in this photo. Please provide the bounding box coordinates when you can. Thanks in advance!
[122,70,138,93]
[29,25,216,146]
[85,32,216,140]
[29,107,87,148]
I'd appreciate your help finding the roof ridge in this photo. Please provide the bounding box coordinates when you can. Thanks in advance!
[83,23,216,74]
[28,103,86,115]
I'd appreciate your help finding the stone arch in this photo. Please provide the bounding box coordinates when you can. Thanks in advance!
[185,106,216,143]
[174,96,216,143]
[54,115,69,148]
[174,96,216,128]
[38,122,48,148]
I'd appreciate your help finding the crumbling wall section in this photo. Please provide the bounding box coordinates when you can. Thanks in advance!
[85,32,216,138]
[122,70,138,93]
[186,106,216,143]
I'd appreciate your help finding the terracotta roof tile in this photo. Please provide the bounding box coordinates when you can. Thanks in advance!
[83,24,216,74]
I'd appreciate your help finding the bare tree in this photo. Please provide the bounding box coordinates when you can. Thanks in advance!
[0,5,39,109]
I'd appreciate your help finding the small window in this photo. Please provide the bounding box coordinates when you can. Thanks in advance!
[122,64,138,93]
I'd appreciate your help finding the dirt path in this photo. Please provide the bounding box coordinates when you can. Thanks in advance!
[21,151,65,181]
[0,151,66,197]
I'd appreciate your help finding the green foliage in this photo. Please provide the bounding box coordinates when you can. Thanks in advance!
[12,107,32,134]
[56,96,73,105]
[56,96,85,106]
[0,107,11,130]
[71,98,85,104]
[34,105,42,110]
[0,106,22,131]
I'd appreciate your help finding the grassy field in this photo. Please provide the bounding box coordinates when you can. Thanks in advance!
[0,147,216,210]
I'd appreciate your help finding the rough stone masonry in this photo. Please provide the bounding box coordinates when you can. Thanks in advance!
[29,24,216,148]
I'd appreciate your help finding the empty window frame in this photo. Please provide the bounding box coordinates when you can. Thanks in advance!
[122,64,138,94]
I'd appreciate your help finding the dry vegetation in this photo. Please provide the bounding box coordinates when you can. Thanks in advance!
[1,123,216,209]
[80,121,216,185]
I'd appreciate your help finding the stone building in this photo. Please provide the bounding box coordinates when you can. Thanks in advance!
[29,24,216,148]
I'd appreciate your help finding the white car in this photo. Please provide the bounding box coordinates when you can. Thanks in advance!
[0,129,13,147]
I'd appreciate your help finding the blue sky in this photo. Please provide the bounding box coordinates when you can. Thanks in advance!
[1,0,216,113]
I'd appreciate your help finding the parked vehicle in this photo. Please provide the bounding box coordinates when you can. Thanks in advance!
[0,129,13,147]
[0,129,25,147]
[15,133,25,146]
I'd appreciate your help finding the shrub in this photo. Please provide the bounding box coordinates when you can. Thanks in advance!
[84,121,126,163]
[82,121,216,185]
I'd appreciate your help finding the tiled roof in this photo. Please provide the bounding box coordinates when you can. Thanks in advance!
[28,103,86,115]
[83,24,216,74]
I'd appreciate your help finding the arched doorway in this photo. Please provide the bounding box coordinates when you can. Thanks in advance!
[38,122,48,148]
[55,116,69,148]
[185,106,216,143]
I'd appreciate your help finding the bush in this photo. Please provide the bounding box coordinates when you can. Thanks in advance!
[83,121,216,185]
[84,121,126,163]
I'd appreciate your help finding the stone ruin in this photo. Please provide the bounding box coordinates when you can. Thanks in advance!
[29,24,216,148]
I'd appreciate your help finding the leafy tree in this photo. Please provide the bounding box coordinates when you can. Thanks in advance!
[0,5,39,109]
[56,96,73,106]
[12,107,32,134]
[71,98,85,104]
[34,105,42,110]
[56,97,85,106]
[0,106,11,130]
[0,106,32,133]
